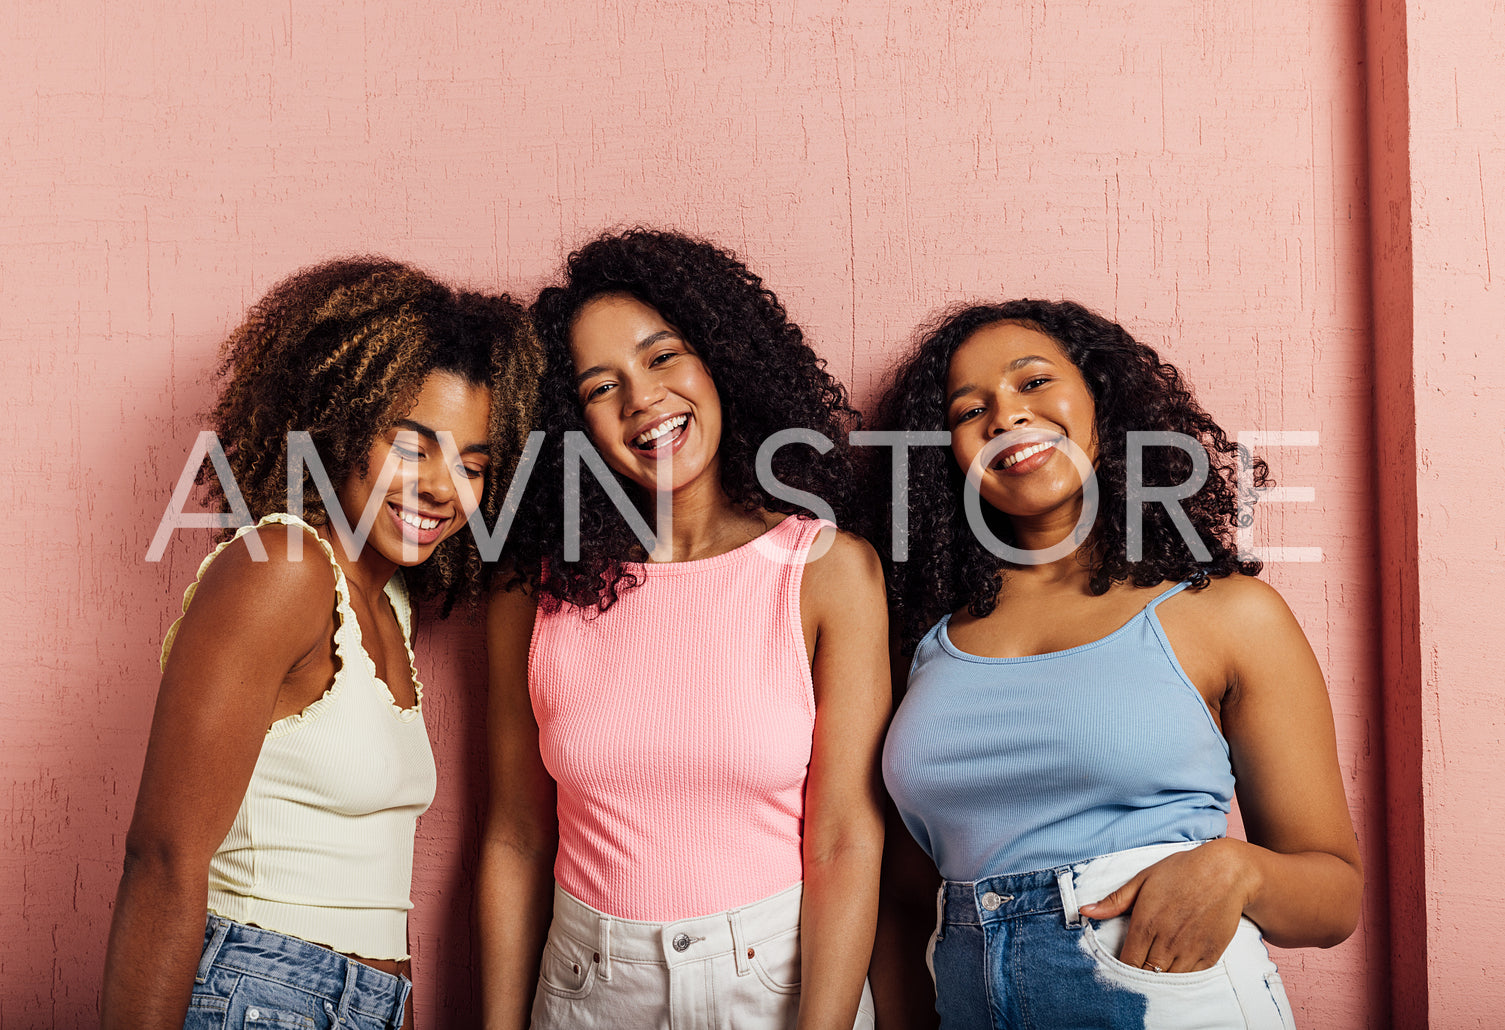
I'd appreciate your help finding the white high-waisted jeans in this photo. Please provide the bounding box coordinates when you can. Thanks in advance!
[531,882,876,1030]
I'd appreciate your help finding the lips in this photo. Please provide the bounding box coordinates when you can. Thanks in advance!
[990,436,1063,475]
[387,501,450,547]
[631,413,690,453]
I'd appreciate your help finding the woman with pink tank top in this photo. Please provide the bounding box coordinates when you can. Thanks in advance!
[479,229,889,1029]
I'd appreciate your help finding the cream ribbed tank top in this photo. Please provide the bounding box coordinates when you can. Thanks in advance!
[530,514,826,922]
[160,512,437,960]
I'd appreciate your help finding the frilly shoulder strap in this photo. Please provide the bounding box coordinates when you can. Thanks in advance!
[159,512,348,670]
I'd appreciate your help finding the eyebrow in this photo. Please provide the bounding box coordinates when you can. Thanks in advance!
[392,419,490,456]
[946,355,1054,406]
[574,329,682,386]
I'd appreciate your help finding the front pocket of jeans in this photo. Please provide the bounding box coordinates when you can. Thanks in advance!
[537,933,598,1000]
[748,928,802,995]
[1080,917,1229,987]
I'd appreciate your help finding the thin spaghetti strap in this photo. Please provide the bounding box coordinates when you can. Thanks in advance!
[1144,579,1193,612]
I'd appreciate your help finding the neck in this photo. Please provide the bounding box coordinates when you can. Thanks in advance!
[645,478,768,563]
[317,523,398,601]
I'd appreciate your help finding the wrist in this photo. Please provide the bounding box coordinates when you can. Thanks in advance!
[1208,837,1263,910]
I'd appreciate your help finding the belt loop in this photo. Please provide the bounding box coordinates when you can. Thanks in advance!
[194,915,231,983]
[728,908,752,976]
[389,972,412,1030]
[1057,868,1083,928]
[335,957,359,1023]
[597,913,613,981]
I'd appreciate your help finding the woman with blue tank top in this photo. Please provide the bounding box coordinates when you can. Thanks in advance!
[871,300,1361,1029]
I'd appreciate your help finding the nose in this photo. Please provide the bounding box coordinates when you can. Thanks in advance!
[415,458,458,506]
[988,401,1031,436]
[623,373,667,417]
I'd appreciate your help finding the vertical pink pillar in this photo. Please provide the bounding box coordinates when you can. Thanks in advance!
[1365,0,1424,1022]
[1368,0,1505,1022]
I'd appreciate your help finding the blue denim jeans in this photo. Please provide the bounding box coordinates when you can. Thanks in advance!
[183,915,411,1030]
[930,842,1297,1030]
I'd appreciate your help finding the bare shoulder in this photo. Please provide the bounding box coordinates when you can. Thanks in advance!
[803,524,884,591]
[487,579,539,638]
[800,525,887,642]
[1188,574,1302,637]
[187,525,338,623]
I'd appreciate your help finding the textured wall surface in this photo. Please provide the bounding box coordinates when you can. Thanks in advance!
[1402,0,1505,1023]
[2,0,1386,1025]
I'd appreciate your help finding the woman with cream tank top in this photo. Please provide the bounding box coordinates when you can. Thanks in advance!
[102,261,541,1030]
[481,229,890,1030]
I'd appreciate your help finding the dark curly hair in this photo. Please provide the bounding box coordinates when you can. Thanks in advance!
[516,228,862,611]
[203,256,543,615]
[874,299,1267,655]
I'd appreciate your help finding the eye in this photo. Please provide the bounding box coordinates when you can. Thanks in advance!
[456,462,486,481]
[583,380,616,402]
[392,442,424,461]
[1020,376,1051,391]
[952,405,984,426]
[648,349,680,367]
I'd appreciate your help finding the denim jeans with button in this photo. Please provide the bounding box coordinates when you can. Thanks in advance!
[183,915,410,1030]
[930,841,1297,1030]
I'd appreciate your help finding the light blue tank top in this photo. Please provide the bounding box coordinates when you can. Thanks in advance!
[881,581,1234,881]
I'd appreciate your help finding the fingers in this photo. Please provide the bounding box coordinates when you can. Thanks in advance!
[1116,917,1223,974]
[1078,873,1143,920]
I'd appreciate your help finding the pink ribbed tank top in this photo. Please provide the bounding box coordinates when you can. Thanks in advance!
[529,515,826,921]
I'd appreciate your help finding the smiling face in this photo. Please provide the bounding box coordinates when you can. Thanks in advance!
[945,321,1098,523]
[570,292,723,495]
[336,370,492,567]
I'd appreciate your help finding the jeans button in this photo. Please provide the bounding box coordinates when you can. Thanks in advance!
[672,933,692,952]
[247,1009,261,1021]
[980,891,1002,910]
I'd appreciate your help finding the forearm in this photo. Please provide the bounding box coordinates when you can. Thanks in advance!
[101,853,211,1030]
[1232,839,1362,948]
[796,833,884,1030]
[476,832,556,1030]
[869,854,939,1029]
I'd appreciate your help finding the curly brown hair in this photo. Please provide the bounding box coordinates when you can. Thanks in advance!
[875,299,1267,655]
[203,256,543,614]
[518,228,863,611]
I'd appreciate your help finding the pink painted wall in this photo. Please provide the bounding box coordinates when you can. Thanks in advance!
[0,0,1398,1024]
[1378,0,1505,1024]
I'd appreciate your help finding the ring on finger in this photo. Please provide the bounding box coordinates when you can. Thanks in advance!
[1142,961,1164,973]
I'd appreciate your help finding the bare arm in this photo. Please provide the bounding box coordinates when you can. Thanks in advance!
[477,585,558,1030]
[796,530,891,1030]
[870,800,941,1030]
[101,528,334,1030]
[1081,577,1362,969]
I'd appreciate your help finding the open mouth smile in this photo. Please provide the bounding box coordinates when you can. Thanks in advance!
[631,413,689,452]
[990,437,1063,474]
[387,502,450,546]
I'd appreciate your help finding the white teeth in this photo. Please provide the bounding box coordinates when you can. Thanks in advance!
[1000,442,1054,469]
[633,414,688,447]
[397,509,441,531]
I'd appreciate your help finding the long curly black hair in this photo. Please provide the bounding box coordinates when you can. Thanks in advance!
[516,228,862,612]
[205,257,543,615]
[874,299,1267,655]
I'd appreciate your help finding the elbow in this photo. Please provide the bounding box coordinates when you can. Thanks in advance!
[1322,856,1365,947]
[119,829,206,886]
[805,823,886,875]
